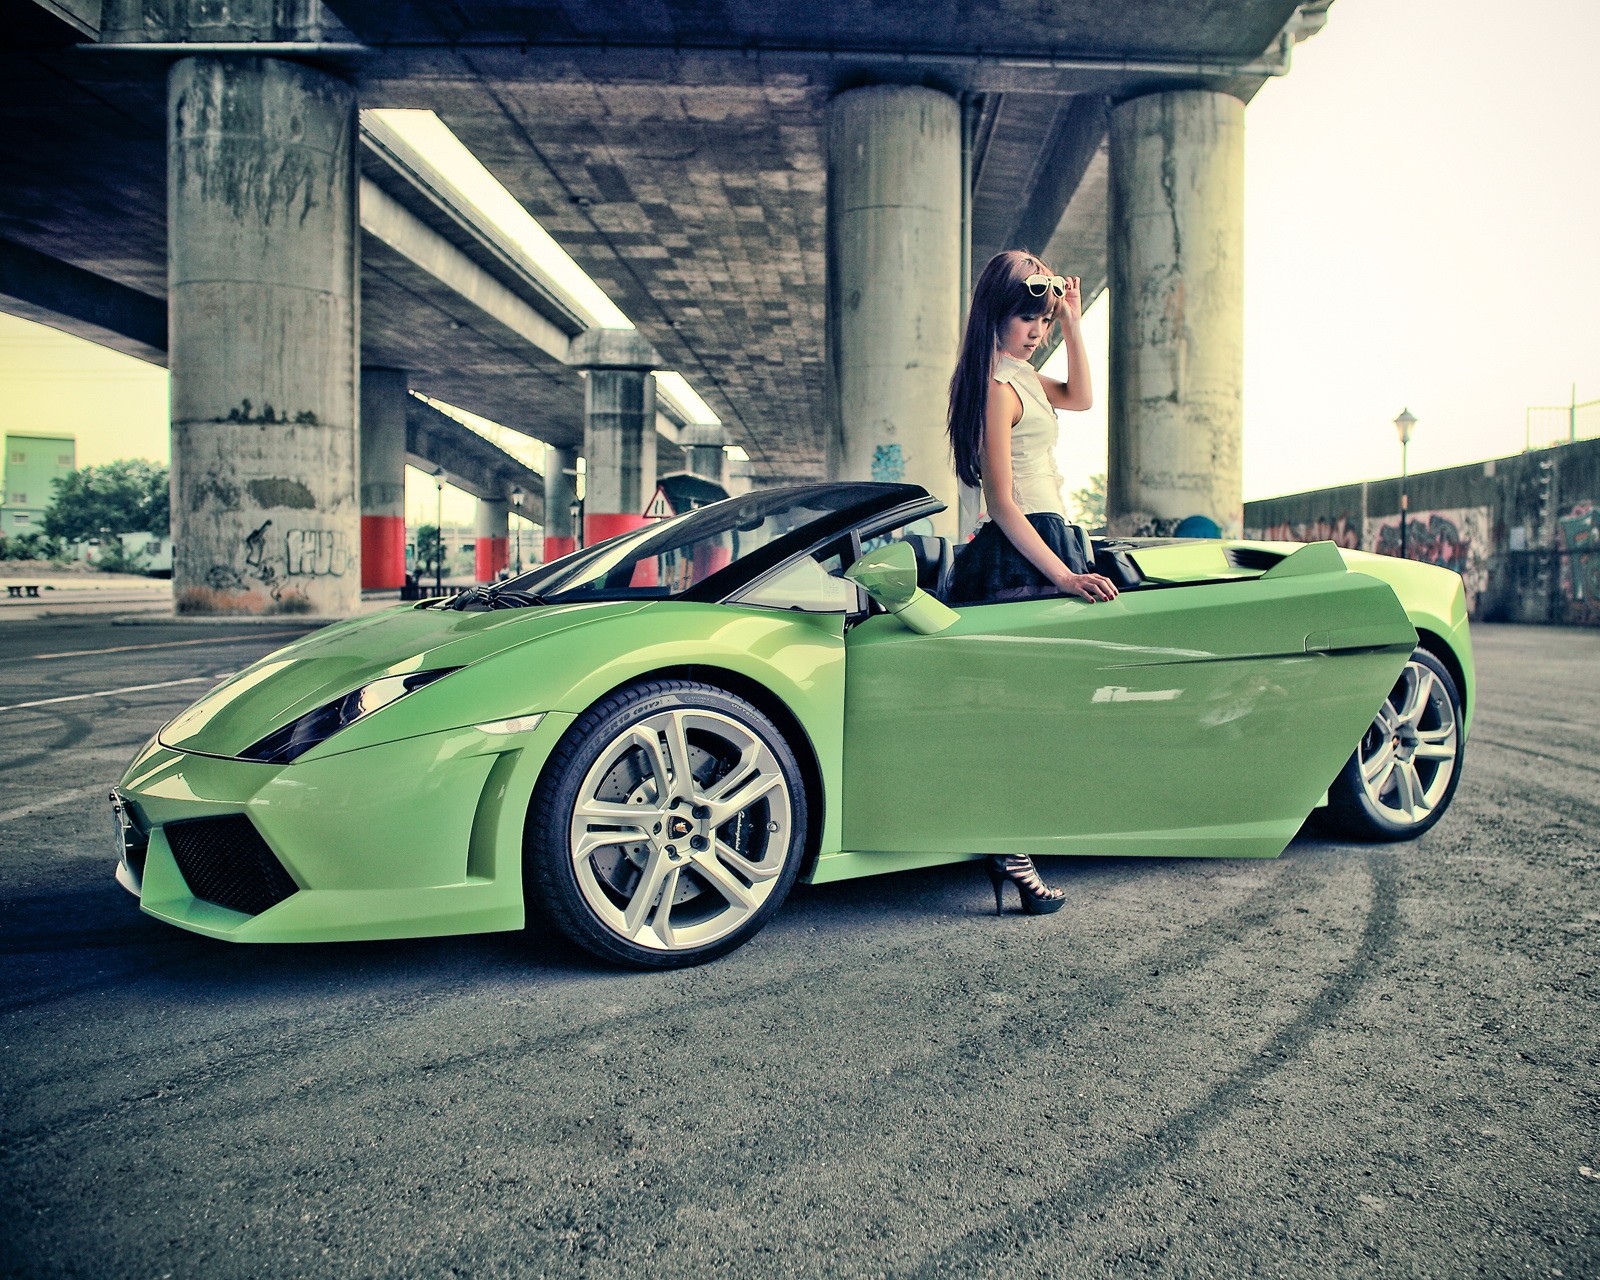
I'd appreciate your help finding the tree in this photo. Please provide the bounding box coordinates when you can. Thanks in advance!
[42,460,169,542]
[415,524,444,580]
[1069,472,1106,529]
[0,531,63,562]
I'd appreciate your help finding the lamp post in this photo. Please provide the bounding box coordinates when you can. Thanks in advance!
[432,466,446,592]
[1394,409,1417,559]
[509,485,524,574]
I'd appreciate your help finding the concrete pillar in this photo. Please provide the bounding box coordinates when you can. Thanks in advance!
[168,55,359,614]
[360,368,408,589]
[1107,90,1244,537]
[542,444,579,560]
[569,328,663,547]
[826,85,963,537]
[584,369,656,544]
[681,424,726,486]
[474,497,509,583]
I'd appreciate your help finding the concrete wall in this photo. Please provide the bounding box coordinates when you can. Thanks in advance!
[1243,437,1600,626]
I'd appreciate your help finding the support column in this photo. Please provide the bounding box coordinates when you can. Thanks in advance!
[570,329,662,546]
[1107,90,1244,538]
[543,444,579,560]
[585,369,656,543]
[168,55,359,614]
[827,85,963,536]
[474,497,509,583]
[681,424,727,486]
[360,368,408,589]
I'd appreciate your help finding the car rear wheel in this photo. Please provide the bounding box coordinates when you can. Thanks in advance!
[525,679,807,968]
[1322,647,1464,842]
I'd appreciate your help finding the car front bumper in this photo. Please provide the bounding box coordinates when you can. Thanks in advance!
[112,713,575,943]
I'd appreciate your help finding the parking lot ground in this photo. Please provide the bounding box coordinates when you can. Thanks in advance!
[1,618,1596,1279]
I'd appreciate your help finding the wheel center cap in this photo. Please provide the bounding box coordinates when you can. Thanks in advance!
[669,816,693,839]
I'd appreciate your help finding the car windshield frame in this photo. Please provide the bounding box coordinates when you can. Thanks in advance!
[494,483,940,606]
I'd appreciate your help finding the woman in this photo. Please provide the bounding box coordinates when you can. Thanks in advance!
[945,249,1120,916]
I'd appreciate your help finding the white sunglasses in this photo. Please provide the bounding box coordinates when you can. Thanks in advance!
[1024,273,1067,298]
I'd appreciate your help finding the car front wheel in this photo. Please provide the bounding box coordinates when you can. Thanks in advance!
[525,679,807,968]
[1322,647,1464,842]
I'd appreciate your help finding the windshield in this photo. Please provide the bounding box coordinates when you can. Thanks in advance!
[495,483,926,605]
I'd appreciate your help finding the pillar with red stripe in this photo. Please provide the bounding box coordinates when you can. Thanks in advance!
[474,497,509,583]
[359,368,408,590]
[541,443,579,562]
[570,328,663,554]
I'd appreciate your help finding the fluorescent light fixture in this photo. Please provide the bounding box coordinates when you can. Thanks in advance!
[654,371,721,426]
[413,392,548,471]
[364,109,633,332]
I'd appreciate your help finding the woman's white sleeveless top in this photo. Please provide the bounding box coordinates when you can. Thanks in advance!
[992,353,1067,519]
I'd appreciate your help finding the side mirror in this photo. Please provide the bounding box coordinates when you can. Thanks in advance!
[843,541,959,635]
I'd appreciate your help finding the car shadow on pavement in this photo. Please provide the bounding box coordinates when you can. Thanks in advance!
[2,825,1372,1008]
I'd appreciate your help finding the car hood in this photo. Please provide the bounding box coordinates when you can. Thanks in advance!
[157,599,650,758]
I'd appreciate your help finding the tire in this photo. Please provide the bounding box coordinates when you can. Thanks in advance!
[524,679,808,968]
[1322,647,1465,842]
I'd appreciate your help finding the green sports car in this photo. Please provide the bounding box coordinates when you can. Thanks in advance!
[111,482,1472,968]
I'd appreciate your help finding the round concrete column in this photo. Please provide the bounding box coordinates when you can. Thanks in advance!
[827,85,962,535]
[474,498,509,583]
[1107,90,1244,537]
[543,444,579,560]
[167,55,359,615]
[360,368,408,590]
[582,369,656,545]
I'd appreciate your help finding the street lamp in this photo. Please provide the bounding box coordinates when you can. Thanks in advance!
[1394,409,1417,559]
[432,466,446,592]
[509,485,524,574]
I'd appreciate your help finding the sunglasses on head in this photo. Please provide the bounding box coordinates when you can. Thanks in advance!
[1024,273,1067,298]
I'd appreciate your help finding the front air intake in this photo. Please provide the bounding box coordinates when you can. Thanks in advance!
[165,815,299,916]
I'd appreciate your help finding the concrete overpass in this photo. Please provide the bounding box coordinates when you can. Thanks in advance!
[0,0,1332,612]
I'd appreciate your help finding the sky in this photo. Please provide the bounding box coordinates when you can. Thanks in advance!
[1,0,1596,521]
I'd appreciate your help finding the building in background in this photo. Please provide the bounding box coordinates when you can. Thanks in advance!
[2,432,75,536]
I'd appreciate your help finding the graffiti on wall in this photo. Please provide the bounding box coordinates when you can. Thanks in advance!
[1557,501,1600,623]
[1366,506,1491,614]
[1247,515,1362,549]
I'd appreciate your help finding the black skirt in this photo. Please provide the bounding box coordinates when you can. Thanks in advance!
[946,512,1089,605]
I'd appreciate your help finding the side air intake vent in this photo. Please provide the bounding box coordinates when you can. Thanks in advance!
[166,815,299,916]
[1226,546,1288,572]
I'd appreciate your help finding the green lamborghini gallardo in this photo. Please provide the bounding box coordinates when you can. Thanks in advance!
[111,483,1472,967]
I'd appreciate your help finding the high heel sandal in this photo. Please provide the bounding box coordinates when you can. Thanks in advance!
[985,854,1066,916]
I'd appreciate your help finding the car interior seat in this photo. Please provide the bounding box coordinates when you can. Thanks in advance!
[901,534,954,601]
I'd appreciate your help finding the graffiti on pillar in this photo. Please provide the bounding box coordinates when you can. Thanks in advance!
[285,528,350,577]
[871,444,905,483]
[191,518,345,613]
[1365,506,1490,613]
[1244,514,1361,549]
[1556,501,1600,623]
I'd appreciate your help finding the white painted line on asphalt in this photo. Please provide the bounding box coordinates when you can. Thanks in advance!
[0,784,108,827]
[6,630,308,663]
[0,676,212,713]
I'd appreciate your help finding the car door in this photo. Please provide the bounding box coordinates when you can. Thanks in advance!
[841,544,1417,861]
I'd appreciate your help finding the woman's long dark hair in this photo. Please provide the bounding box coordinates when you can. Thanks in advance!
[947,250,1061,488]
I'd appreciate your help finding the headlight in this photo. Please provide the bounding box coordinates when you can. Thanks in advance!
[239,668,460,764]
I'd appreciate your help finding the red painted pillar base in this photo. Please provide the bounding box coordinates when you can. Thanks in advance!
[474,535,509,583]
[360,514,406,589]
[586,512,650,544]
[587,512,656,585]
[541,535,576,562]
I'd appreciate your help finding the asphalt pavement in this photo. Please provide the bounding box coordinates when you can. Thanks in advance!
[0,616,1595,1279]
